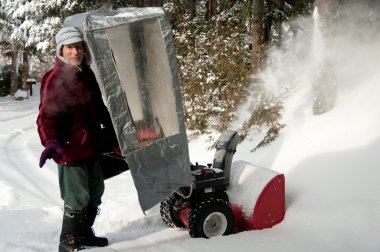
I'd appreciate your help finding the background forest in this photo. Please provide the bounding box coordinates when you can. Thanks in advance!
[0,0,376,147]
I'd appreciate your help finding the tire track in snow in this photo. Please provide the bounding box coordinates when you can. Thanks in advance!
[0,111,60,208]
[97,215,190,252]
[108,215,167,242]
[0,208,60,252]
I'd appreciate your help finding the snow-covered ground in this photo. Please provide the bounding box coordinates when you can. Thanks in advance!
[1,4,380,252]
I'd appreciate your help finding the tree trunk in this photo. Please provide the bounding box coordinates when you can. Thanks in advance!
[204,0,210,20]
[132,0,163,7]
[22,50,29,91]
[312,0,339,115]
[153,0,163,6]
[315,0,339,37]
[209,0,217,18]
[263,11,271,44]
[148,0,163,6]
[205,0,218,20]
[132,0,144,7]
[274,0,285,47]
[10,40,19,96]
[190,0,196,19]
[1,45,6,64]
[288,0,301,38]
[251,0,265,71]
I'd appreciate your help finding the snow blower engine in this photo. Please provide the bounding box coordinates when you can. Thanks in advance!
[160,130,240,238]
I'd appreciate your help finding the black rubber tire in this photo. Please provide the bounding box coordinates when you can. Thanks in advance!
[160,195,185,228]
[188,198,234,238]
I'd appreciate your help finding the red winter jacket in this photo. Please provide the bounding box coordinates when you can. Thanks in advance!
[37,58,112,166]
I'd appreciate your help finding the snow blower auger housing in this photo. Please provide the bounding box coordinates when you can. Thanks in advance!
[63,6,285,238]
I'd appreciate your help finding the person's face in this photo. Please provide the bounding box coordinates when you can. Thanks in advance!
[61,42,84,67]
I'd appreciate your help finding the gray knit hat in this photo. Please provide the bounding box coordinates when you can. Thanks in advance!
[55,26,92,65]
[56,26,83,46]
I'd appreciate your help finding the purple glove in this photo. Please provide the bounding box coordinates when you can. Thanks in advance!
[39,139,64,168]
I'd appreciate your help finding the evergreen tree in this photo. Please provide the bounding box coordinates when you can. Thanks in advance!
[0,0,78,95]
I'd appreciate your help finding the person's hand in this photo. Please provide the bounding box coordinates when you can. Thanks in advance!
[39,139,63,168]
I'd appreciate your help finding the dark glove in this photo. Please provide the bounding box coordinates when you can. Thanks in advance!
[39,139,64,168]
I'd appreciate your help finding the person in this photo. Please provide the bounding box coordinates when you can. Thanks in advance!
[36,26,116,251]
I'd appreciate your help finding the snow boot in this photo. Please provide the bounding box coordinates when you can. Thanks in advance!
[79,205,108,247]
[59,212,86,252]
[59,210,108,252]
[59,234,84,252]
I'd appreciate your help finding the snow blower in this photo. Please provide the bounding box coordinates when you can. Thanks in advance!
[160,131,285,238]
[63,6,285,239]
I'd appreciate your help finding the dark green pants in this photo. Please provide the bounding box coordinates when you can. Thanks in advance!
[58,161,104,214]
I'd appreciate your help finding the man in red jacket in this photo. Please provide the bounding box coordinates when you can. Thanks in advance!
[37,26,113,251]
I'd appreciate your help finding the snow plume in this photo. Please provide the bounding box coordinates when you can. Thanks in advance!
[234,1,380,128]
[330,2,380,91]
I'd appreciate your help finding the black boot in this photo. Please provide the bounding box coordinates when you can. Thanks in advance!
[59,210,108,252]
[59,234,83,252]
[59,212,85,252]
[79,205,108,247]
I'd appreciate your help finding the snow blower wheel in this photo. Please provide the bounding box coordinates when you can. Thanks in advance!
[188,198,234,238]
[160,194,185,228]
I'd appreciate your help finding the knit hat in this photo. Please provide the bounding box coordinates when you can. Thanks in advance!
[56,26,83,46]
[55,26,92,65]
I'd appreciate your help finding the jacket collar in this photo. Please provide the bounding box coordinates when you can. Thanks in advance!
[55,57,83,72]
